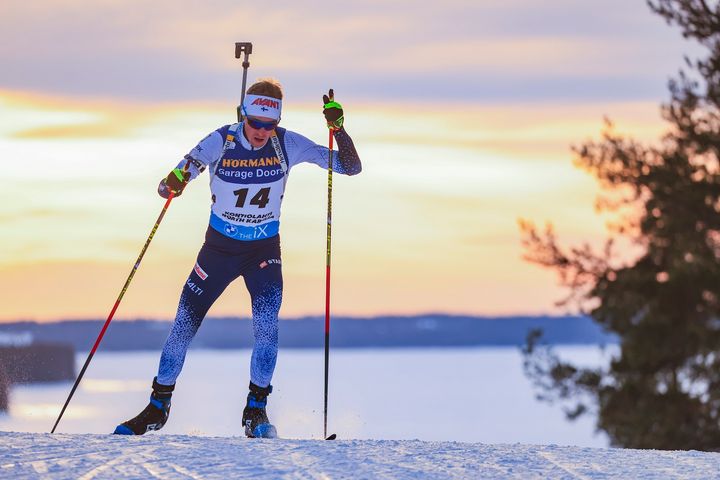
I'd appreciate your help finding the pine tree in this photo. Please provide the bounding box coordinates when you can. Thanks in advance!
[520,0,720,450]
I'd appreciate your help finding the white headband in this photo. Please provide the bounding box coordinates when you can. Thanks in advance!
[242,94,282,121]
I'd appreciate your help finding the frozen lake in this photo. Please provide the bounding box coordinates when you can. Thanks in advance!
[0,347,613,446]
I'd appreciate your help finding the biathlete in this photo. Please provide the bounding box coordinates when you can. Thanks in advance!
[114,78,361,438]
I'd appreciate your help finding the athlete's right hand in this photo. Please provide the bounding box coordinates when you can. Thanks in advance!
[158,168,191,198]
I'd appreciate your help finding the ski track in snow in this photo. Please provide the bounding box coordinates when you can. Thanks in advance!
[1,432,720,479]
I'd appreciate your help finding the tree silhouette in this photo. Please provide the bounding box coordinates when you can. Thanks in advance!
[520,0,720,450]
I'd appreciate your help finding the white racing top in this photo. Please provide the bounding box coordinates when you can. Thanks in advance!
[176,123,345,241]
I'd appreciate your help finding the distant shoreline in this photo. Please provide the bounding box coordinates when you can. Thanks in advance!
[0,314,616,351]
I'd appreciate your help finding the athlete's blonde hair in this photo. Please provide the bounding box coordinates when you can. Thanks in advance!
[247,78,283,100]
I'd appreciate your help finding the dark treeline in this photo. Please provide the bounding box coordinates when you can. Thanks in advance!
[0,315,615,351]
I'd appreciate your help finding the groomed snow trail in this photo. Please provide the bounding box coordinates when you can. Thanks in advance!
[1,432,719,479]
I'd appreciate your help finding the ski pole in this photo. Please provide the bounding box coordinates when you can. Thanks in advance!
[51,190,179,433]
[323,127,337,441]
[235,42,253,121]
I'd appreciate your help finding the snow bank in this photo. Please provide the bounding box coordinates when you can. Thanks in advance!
[1,431,719,479]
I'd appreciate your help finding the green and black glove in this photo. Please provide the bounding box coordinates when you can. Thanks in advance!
[158,168,191,198]
[323,89,344,130]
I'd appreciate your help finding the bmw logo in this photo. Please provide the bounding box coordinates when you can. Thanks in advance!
[224,224,237,236]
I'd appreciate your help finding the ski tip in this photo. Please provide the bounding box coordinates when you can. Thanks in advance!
[113,424,134,436]
[252,423,278,439]
[325,433,337,440]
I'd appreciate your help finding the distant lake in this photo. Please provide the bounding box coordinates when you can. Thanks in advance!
[0,347,614,447]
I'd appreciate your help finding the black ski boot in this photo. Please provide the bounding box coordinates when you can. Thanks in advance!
[242,382,277,438]
[114,377,174,435]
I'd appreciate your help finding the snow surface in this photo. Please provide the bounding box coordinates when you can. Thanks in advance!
[1,347,612,446]
[1,431,719,479]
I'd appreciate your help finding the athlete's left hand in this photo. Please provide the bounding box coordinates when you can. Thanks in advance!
[323,89,344,130]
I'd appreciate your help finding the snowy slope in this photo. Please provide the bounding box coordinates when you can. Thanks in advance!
[1,432,719,479]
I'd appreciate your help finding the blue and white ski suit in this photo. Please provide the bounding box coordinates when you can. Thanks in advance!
[157,123,361,388]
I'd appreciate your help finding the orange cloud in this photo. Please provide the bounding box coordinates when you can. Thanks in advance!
[0,89,672,322]
[0,89,231,140]
[13,123,126,139]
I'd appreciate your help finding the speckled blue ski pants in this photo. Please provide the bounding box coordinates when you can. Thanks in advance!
[157,227,282,388]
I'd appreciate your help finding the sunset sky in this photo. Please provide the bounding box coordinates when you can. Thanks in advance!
[0,0,698,322]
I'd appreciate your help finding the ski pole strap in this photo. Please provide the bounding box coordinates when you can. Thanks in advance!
[171,168,186,182]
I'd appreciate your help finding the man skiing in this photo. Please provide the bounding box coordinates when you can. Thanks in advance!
[113,78,361,438]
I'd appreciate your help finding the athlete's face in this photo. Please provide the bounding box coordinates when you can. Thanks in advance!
[244,116,277,148]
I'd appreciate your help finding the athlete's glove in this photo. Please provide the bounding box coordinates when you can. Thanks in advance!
[158,168,190,199]
[323,89,344,130]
